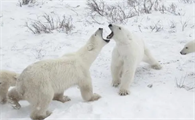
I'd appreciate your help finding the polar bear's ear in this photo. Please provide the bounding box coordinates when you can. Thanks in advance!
[87,44,94,51]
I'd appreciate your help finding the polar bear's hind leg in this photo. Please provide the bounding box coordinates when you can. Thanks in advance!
[30,94,53,120]
[28,84,54,120]
[143,49,162,70]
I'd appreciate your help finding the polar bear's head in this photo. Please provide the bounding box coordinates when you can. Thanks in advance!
[0,71,18,87]
[86,28,110,51]
[180,40,195,55]
[107,24,131,42]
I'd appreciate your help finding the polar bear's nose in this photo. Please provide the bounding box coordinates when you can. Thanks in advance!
[180,51,186,55]
[108,24,112,27]
[99,28,103,30]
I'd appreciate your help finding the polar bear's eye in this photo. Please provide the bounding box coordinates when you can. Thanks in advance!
[186,47,188,49]
[119,27,121,30]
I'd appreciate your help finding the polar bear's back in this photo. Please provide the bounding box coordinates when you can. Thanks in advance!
[16,57,84,95]
[131,32,146,49]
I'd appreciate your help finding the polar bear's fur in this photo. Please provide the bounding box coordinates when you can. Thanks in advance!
[8,28,109,120]
[0,70,19,104]
[107,24,162,96]
[180,40,195,55]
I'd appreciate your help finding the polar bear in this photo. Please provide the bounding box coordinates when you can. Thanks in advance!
[8,28,110,120]
[107,24,162,96]
[0,70,19,104]
[180,40,195,55]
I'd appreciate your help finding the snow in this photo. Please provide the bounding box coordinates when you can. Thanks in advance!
[0,0,194,120]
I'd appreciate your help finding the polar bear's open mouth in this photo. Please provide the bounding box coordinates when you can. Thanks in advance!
[107,32,114,39]
[100,28,110,43]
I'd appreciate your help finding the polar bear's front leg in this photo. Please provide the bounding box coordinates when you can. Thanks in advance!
[143,49,162,70]
[79,77,101,101]
[119,62,136,96]
[111,48,123,87]
[8,87,23,109]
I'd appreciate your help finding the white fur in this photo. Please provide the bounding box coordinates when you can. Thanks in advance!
[8,28,109,120]
[108,24,162,96]
[0,70,18,104]
[180,40,195,55]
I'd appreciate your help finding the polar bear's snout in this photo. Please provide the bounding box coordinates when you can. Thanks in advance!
[180,40,195,55]
[108,24,112,27]
[180,51,186,55]
[99,28,103,30]
[96,28,110,43]
[180,46,188,55]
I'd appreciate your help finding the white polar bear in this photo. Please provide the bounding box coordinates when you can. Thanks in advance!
[8,28,110,120]
[180,40,195,55]
[107,24,162,96]
[0,70,19,104]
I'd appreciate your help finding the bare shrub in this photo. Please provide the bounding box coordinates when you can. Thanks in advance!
[127,0,184,16]
[179,0,195,3]
[22,0,35,5]
[170,21,176,29]
[87,0,167,24]
[26,14,74,34]
[165,3,183,16]
[127,0,141,15]
[175,75,195,91]
[142,0,156,14]
[33,49,45,60]
[106,5,135,24]
[180,19,189,31]
[169,20,177,33]
[87,0,187,25]
[138,25,142,32]
[127,0,165,14]
[87,0,105,16]
[18,0,22,7]
[150,20,163,32]
[87,0,136,24]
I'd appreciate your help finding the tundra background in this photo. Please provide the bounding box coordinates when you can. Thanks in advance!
[0,0,195,119]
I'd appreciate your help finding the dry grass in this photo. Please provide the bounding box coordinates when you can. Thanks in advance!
[26,14,74,34]
[175,75,195,91]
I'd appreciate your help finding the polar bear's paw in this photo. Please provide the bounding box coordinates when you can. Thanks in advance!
[31,111,52,120]
[112,80,120,87]
[151,64,162,70]
[8,99,21,109]
[60,96,71,103]
[12,103,21,109]
[56,96,71,103]
[46,110,52,117]
[119,89,130,96]
[91,93,101,101]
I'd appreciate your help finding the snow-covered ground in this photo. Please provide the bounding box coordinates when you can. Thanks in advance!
[0,0,195,120]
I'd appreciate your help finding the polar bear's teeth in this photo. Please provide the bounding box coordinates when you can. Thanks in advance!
[107,32,114,39]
